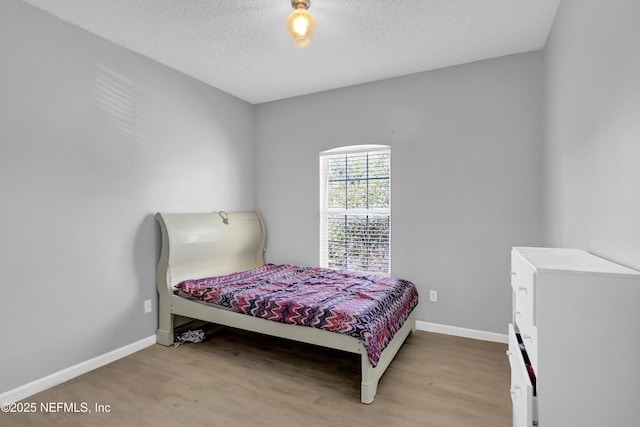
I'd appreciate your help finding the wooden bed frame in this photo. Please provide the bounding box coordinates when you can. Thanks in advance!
[155,211,416,404]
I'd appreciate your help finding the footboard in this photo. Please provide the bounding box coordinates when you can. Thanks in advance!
[361,311,415,404]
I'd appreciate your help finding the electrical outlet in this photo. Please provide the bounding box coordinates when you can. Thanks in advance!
[429,290,438,303]
[143,299,152,314]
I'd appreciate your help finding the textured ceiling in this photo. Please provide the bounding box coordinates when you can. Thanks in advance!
[20,0,561,104]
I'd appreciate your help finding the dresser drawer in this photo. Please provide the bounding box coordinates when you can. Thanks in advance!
[511,250,536,328]
[508,324,537,427]
[515,325,537,373]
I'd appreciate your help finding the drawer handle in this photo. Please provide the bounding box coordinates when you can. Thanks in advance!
[510,386,522,397]
[518,286,528,294]
[514,311,521,319]
[521,334,533,342]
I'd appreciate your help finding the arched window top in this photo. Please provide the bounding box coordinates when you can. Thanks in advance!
[320,144,390,157]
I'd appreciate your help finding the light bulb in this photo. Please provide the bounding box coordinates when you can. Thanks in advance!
[293,14,309,35]
[286,5,317,47]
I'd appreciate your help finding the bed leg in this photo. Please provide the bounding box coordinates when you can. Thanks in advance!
[361,381,377,404]
[360,354,378,404]
[156,294,174,346]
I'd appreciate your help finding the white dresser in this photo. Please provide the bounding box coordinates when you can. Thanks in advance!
[508,247,640,427]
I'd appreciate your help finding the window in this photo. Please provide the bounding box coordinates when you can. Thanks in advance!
[320,145,391,274]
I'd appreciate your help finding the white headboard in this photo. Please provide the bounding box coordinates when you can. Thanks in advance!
[155,211,266,293]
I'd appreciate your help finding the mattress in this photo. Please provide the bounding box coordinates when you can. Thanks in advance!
[176,264,419,366]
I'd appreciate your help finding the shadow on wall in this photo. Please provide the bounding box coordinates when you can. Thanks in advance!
[95,62,149,145]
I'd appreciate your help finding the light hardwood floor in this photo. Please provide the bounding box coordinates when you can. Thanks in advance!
[2,327,511,427]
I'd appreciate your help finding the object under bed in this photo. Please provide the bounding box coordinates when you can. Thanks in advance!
[177,263,419,366]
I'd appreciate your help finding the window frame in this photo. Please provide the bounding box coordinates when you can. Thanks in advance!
[319,145,391,275]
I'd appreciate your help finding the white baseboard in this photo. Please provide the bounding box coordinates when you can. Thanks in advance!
[0,335,156,404]
[416,321,508,344]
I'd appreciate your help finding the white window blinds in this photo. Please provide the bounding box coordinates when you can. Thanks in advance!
[320,146,390,274]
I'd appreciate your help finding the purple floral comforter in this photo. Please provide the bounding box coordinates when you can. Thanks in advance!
[176,264,419,366]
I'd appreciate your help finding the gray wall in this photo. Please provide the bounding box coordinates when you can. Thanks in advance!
[255,52,544,334]
[0,0,255,394]
[544,0,640,270]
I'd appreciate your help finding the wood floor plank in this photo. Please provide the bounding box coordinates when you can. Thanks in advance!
[1,328,511,427]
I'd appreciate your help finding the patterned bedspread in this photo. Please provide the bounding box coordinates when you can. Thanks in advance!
[176,264,419,366]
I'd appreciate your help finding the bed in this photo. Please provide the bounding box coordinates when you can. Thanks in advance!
[155,211,418,404]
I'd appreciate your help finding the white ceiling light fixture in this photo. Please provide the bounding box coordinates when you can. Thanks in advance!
[286,0,317,47]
